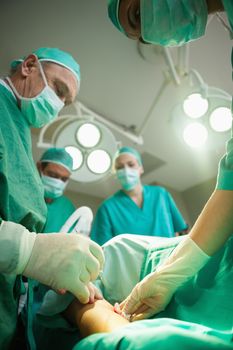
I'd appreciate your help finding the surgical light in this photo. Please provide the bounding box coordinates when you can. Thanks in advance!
[76,122,101,148]
[37,102,144,183]
[183,123,208,148]
[209,107,232,132]
[87,150,111,174]
[65,146,83,170]
[183,93,209,119]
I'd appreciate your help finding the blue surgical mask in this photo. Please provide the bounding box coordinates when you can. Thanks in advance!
[116,167,140,191]
[41,175,67,199]
[140,0,208,46]
[6,61,64,128]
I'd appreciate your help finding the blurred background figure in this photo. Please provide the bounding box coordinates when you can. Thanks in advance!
[91,146,188,245]
[37,147,76,233]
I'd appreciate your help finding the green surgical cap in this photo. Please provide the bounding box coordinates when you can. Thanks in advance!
[115,146,142,166]
[108,0,125,34]
[11,47,81,85]
[40,148,73,173]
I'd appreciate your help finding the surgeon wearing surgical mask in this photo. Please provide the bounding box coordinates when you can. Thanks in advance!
[107,0,233,323]
[37,147,76,233]
[0,48,104,349]
[91,146,188,245]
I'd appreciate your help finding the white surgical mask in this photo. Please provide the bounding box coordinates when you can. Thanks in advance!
[41,175,67,199]
[116,167,140,191]
[6,61,64,128]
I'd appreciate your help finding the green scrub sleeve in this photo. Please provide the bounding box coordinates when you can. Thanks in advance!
[90,205,113,245]
[216,137,233,190]
[167,192,188,231]
[0,220,36,274]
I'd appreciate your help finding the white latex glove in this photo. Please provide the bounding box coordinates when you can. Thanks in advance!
[120,236,210,321]
[87,282,103,303]
[24,233,104,303]
[0,221,104,304]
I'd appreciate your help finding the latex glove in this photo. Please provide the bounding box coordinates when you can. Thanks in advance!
[87,282,103,303]
[0,221,104,304]
[120,236,210,321]
[23,233,104,303]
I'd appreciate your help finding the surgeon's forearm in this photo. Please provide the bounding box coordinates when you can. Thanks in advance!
[189,190,233,256]
[63,298,129,337]
[0,220,36,274]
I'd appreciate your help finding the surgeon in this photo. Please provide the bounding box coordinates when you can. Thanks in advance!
[37,147,76,233]
[107,0,233,321]
[0,47,104,349]
[91,146,188,245]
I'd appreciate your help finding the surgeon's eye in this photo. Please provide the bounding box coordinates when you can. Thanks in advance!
[128,161,137,168]
[54,84,65,99]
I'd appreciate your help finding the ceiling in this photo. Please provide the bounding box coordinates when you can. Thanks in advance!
[1,0,232,198]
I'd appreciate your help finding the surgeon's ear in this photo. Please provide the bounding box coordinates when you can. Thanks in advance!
[36,161,42,173]
[21,54,39,77]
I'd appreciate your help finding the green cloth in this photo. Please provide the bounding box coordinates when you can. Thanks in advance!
[34,235,233,349]
[216,0,233,190]
[91,185,187,245]
[43,195,76,233]
[0,82,47,349]
[74,319,232,350]
[73,235,233,350]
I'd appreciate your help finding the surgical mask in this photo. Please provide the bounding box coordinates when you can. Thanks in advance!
[140,0,208,46]
[41,175,67,199]
[116,167,140,191]
[6,62,64,128]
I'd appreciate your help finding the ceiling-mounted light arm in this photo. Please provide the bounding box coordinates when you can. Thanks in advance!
[177,44,190,77]
[37,120,56,149]
[74,102,144,145]
[37,115,83,149]
[137,76,170,135]
[75,101,83,118]
[189,69,231,100]
[207,86,231,100]
[188,69,209,98]
[163,47,181,86]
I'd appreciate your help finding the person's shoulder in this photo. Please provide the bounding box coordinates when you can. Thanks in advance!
[145,184,167,194]
[0,83,14,103]
[57,195,75,207]
[98,190,121,209]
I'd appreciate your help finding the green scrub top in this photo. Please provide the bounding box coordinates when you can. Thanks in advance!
[43,195,76,233]
[216,0,233,190]
[91,185,187,245]
[0,82,47,349]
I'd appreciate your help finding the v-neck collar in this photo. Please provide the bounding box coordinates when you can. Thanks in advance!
[119,186,145,212]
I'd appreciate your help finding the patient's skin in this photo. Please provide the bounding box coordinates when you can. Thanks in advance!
[63,298,129,338]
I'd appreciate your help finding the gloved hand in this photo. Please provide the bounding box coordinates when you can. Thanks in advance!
[120,236,210,321]
[0,221,104,304]
[23,233,104,303]
[87,282,103,303]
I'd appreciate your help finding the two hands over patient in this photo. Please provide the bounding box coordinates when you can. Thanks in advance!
[63,232,211,336]
[63,292,129,337]
[64,188,233,336]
